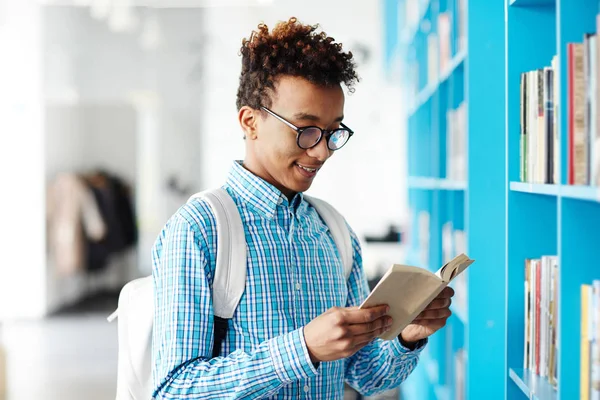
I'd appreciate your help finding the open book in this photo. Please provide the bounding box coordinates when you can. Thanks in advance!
[359,253,475,340]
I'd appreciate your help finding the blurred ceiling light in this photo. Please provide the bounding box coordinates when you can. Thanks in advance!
[140,12,164,51]
[108,0,138,32]
[90,0,111,20]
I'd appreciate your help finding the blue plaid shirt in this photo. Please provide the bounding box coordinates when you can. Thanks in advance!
[152,161,424,399]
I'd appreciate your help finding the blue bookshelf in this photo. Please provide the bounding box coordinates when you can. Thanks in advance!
[509,368,558,400]
[386,0,600,397]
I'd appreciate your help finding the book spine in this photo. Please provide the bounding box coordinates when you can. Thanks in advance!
[574,41,588,185]
[545,68,554,184]
[569,44,576,185]
[583,284,591,400]
[521,73,528,182]
[524,259,531,369]
[592,281,600,400]
[596,16,600,186]
[538,69,546,184]
[535,259,541,375]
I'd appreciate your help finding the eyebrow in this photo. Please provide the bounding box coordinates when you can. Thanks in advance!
[293,112,344,123]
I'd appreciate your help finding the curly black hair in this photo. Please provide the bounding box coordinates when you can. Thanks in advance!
[236,17,359,111]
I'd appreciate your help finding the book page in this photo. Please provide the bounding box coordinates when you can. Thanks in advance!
[360,265,445,340]
[435,253,475,283]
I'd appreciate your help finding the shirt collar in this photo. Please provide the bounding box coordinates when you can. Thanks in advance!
[226,160,306,219]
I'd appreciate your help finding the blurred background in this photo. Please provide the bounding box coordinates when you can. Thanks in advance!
[0,0,408,398]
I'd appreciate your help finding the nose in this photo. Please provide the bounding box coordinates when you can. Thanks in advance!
[306,135,333,162]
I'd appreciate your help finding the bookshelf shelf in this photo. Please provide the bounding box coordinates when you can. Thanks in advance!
[408,177,467,190]
[509,182,560,196]
[559,185,600,203]
[408,176,439,189]
[509,368,557,400]
[509,0,555,7]
[407,51,467,117]
[509,182,600,202]
[437,179,467,190]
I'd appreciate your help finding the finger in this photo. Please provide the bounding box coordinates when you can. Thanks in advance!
[416,308,452,320]
[343,305,389,324]
[351,324,390,347]
[410,317,448,330]
[346,315,393,336]
[438,286,455,299]
[424,297,452,310]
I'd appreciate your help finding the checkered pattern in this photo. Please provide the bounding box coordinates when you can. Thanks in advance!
[152,161,424,399]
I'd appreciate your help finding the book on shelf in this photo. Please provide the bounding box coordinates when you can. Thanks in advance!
[519,61,558,185]
[455,348,466,400]
[456,0,466,52]
[581,281,600,400]
[438,12,451,72]
[523,256,558,387]
[428,32,439,84]
[405,0,420,32]
[360,253,475,340]
[418,210,430,267]
[568,24,600,187]
[447,102,467,181]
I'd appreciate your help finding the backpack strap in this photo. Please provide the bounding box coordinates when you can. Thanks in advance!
[188,188,247,358]
[303,195,354,279]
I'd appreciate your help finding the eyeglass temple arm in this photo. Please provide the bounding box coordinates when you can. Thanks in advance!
[340,122,354,134]
[260,107,300,131]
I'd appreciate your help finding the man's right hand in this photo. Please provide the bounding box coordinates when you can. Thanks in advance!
[303,305,392,363]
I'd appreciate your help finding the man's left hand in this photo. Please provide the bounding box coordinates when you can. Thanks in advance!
[399,286,455,345]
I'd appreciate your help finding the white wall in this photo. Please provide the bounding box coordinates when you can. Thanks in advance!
[198,1,408,246]
[0,0,46,319]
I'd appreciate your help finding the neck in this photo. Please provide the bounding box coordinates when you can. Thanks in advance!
[242,153,296,200]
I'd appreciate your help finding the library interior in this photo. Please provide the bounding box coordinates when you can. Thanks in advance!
[0,0,599,399]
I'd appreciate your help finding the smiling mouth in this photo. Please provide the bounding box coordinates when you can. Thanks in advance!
[296,163,318,173]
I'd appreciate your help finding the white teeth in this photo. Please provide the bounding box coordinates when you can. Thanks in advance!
[297,164,316,173]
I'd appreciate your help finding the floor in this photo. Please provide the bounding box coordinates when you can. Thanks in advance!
[0,292,399,400]
[2,293,118,400]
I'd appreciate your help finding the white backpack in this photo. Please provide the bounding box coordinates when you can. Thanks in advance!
[108,188,354,400]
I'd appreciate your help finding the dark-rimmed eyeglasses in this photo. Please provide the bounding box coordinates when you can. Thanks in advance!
[261,106,354,151]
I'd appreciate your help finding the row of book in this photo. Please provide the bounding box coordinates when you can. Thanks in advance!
[568,23,600,186]
[519,60,558,184]
[447,102,467,181]
[519,15,600,186]
[581,281,600,400]
[405,0,466,101]
[523,256,558,386]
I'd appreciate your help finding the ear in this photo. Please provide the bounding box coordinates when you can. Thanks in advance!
[238,106,260,140]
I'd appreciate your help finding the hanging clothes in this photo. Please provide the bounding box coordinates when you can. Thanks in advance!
[84,171,137,272]
[46,173,107,276]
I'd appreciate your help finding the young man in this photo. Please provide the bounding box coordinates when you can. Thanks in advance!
[152,17,454,399]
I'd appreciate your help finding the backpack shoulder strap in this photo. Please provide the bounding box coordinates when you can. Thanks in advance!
[188,188,247,358]
[303,195,353,279]
[188,188,247,319]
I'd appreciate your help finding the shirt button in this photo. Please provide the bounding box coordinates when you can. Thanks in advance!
[295,283,301,290]
[304,385,309,393]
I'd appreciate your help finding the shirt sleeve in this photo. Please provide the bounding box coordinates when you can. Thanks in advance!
[343,225,426,396]
[152,212,318,399]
